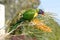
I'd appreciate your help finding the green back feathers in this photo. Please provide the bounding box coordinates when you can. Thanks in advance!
[23,9,38,21]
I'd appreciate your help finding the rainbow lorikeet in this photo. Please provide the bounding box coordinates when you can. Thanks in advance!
[9,9,44,32]
[20,9,44,21]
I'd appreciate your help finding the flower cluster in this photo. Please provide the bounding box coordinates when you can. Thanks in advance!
[32,19,52,32]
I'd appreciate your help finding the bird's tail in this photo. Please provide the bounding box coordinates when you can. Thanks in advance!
[8,18,24,33]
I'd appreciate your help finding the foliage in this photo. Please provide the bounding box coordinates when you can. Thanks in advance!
[6,11,60,40]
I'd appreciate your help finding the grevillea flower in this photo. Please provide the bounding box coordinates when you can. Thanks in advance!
[32,19,52,32]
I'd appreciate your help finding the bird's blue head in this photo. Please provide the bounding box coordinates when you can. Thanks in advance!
[38,9,44,15]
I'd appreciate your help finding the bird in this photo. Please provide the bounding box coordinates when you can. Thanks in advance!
[22,9,44,21]
[8,9,44,32]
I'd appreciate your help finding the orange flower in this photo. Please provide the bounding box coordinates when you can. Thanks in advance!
[36,25,52,32]
[32,19,52,32]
